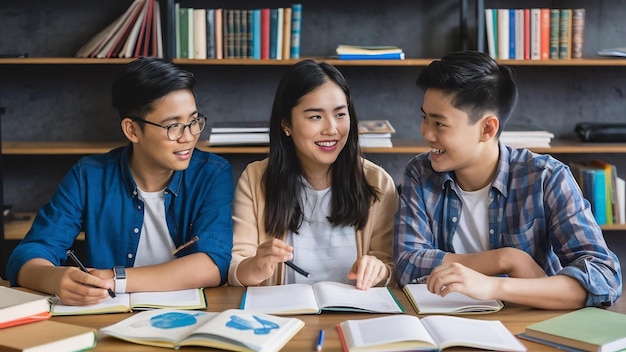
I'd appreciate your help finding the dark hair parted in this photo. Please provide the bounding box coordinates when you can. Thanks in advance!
[416,51,518,132]
[111,57,196,120]
[263,59,380,237]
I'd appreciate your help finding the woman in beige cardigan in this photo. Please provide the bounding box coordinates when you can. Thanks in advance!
[229,60,398,290]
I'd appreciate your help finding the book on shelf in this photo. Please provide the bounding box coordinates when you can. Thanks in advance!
[589,159,618,225]
[500,125,554,148]
[403,284,504,315]
[571,9,585,59]
[336,45,405,60]
[359,135,393,148]
[0,320,97,352]
[337,314,527,352]
[51,288,206,316]
[290,4,302,59]
[0,286,51,329]
[569,161,608,225]
[99,308,304,352]
[518,307,626,352]
[240,281,404,315]
[211,121,270,133]
[598,47,626,57]
[358,119,396,134]
[208,132,270,146]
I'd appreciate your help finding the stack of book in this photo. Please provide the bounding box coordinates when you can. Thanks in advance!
[76,0,163,58]
[500,126,554,148]
[0,286,98,351]
[358,120,395,148]
[207,121,269,146]
[336,45,405,60]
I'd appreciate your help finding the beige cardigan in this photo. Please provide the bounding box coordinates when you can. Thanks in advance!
[228,158,398,286]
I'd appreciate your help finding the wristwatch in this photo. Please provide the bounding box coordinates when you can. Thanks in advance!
[113,266,127,293]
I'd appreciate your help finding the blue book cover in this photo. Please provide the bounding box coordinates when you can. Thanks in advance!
[252,9,261,59]
[592,169,607,225]
[269,8,279,59]
[206,9,215,59]
[509,9,515,59]
[338,53,405,60]
[290,4,302,59]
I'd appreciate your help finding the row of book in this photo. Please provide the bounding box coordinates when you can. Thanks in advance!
[485,8,585,61]
[176,4,302,60]
[570,160,626,226]
[207,119,396,148]
[76,0,163,59]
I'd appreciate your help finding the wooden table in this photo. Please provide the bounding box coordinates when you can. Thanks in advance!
[36,285,624,351]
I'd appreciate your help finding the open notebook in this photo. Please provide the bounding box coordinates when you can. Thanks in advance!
[403,284,503,314]
[51,288,206,315]
[241,282,404,315]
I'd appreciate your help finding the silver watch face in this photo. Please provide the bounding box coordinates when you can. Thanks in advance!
[114,266,126,279]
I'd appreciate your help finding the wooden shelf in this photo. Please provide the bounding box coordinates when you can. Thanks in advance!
[2,57,626,67]
[4,213,84,241]
[3,140,626,155]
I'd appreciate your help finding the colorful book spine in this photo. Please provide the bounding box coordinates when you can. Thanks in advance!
[261,8,270,59]
[508,9,515,59]
[290,4,302,59]
[269,8,279,59]
[549,9,560,59]
[540,8,550,60]
[252,9,261,59]
[178,7,190,59]
[206,9,215,59]
[559,9,572,59]
[485,9,496,59]
[282,7,292,60]
[497,9,509,60]
[571,8,585,59]
[530,8,541,60]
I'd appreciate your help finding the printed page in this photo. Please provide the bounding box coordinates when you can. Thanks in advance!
[242,284,319,314]
[423,315,527,352]
[187,309,304,351]
[313,281,403,313]
[130,288,205,309]
[404,284,503,314]
[340,315,437,350]
[51,293,130,315]
[99,309,218,347]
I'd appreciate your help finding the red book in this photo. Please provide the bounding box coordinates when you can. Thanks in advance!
[523,8,530,60]
[261,8,270,59]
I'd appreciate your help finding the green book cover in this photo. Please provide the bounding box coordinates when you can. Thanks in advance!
[522,307,626,351]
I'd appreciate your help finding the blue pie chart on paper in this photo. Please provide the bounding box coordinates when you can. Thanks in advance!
[149,312,199,329]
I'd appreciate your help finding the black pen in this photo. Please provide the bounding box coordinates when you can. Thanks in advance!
[285,261,310,278]
[66,249,116,298]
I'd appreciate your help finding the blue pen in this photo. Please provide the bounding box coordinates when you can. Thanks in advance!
[316,329,325,351]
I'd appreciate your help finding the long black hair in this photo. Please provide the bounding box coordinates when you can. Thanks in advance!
[263,60,380,237]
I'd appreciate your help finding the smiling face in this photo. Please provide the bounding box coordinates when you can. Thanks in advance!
[420,88,500,190]
[285,80,350,178]
[126,89,200,183]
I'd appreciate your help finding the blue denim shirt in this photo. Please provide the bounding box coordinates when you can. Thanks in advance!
[7,144,234,285]
[394,142,622,307]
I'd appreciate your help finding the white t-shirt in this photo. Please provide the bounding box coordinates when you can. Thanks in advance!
[133,188,175,267]
[284,181,357,284]
[452,183,491,254]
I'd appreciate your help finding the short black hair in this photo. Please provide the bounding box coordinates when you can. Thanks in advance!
[416,51,518,131]
[111,57,195,120]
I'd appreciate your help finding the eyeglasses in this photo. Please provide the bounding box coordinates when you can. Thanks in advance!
[130,114,207,141]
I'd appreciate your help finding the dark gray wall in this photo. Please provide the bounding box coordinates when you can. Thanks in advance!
[1,0,625,224]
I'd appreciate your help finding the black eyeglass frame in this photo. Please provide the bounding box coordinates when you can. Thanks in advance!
[129,114,207,141]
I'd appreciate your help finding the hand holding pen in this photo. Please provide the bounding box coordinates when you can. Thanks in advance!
[66,249,115,298]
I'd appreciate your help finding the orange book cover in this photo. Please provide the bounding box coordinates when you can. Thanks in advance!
[540,8,550,60]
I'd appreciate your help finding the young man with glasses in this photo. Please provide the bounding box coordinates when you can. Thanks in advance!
[7,57,234,306]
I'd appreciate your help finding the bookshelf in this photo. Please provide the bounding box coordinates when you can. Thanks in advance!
[1,0,626,279]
